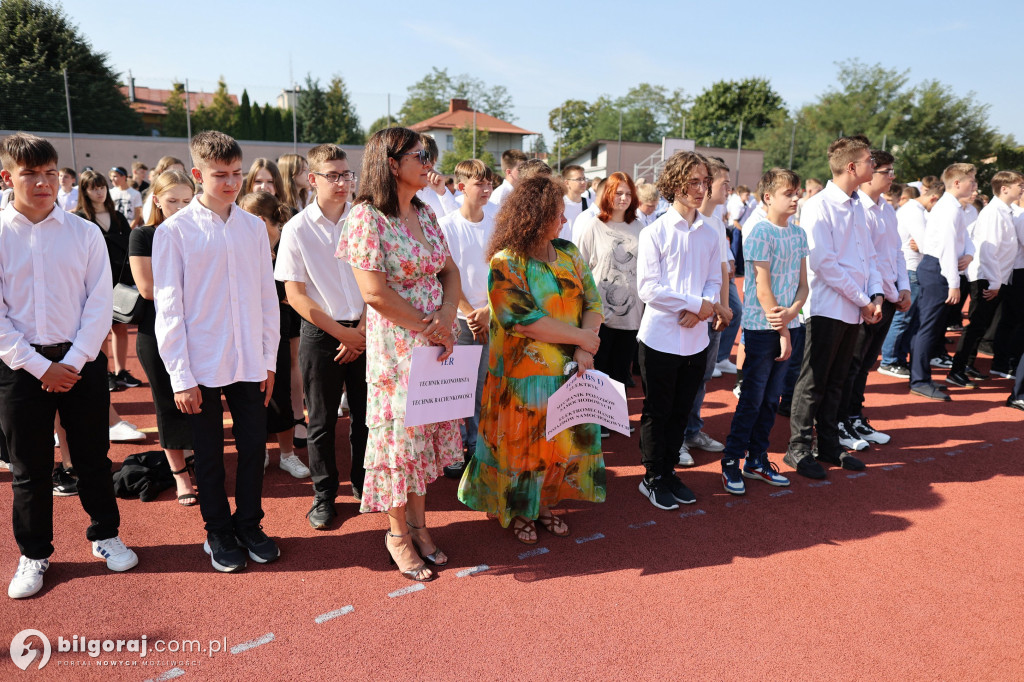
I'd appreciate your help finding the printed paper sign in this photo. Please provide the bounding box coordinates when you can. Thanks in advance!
[545,370,629,440]
[404,345,484,428]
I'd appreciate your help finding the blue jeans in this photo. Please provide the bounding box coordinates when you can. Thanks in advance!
[685,328,721,439]
[881,269,919,367]
[717,280,742,363]
[457,319,489,454]
[722,329,792,462]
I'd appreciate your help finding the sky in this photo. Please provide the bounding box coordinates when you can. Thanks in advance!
[59,1,1022,147]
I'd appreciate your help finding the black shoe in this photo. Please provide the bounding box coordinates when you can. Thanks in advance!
[783,451,826,479]
[664,473,697,504]
[115,369,142,388]
[910,383,952,401]
[307,497,337,530]
[351,483,363,501]
[235,525,280,563]
[600,427,611,439]
[204,533,247,572]
[964,366,988,381]
[107,372,120,392]
[990,366,1016,379]
[777,400,791,418]
[52,465,78,496]
[946,324,964,332]
[1006,397,1024,412]
[815,450,865,471]
[877,363,911,378]
[443,458,467,480]
[638,476,679,510]
[945,371,978,389]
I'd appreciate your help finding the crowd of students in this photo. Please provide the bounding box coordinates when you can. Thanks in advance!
[1,126,1022,598]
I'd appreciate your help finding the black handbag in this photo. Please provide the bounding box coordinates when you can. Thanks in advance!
[111,257,143,324]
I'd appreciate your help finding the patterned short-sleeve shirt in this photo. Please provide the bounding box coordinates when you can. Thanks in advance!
[742,219,808,331]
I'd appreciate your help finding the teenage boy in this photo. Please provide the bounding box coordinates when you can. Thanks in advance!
[153,131,280,571]
[108,166,143,228]
[910,164,977,401]
[1,133,138,599]
[838,150,911,450]
[438,159,496,478]
[783,136,882,479]
[275,144,368,529]
[636,152,721,510]
[131,162,150,194]
[489,149,527,208]
[57,167,78,211]
[416,135,459,219]
[562,165,589,231]
[879,181,944,377]
[721,168,808,494]
[636,182,660,226]
[948,171,1024,384]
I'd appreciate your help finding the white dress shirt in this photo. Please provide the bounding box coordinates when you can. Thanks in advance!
[801,181,882,324]
[438,208,497,316]
[0,204,112,379]
[741,204,767,241]
[699,211,732,265]
[488,179,514,208]
[896,199,928,271]
[1012,204,1024,270]
[275,200,363,321]
[57,186,78,211]
[637,207,722,356]
[416,187,459,219]
[153,200,280,392]
[966,197,1018,289]
[858,190,909,301]
[726,194,749,226]
[923,193,976,290]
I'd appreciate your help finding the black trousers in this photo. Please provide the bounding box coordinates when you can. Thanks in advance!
[842,300,896,418]
[951,279,1000,374]
[638,341,707,480]
[136,331,192,450]
[594,325,638,386]
[788,316,859,460]
[299,319,368,500]
[267,323,295,435]
[993,270,1024,372]
[911,256,952,388]
[187,382,267,536]
[0,354,119,560]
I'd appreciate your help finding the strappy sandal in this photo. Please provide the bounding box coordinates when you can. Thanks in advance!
[170,466,198,507]
[511,516,537,545]
[386,531,435,582]
[537,509,570,537]
[406,521,448,566]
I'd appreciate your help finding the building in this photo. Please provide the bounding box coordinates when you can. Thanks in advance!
[409,99,537,167]
[561,139,766,189]
[119,80,239,134]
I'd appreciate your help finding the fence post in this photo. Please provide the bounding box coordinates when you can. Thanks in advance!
[62,68,77,172]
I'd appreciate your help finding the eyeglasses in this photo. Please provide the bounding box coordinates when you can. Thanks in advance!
[874,169,895,177]
[312,171,357,184]
[854,157,877,168]
[394,149,431,165]
[685,178,711,191]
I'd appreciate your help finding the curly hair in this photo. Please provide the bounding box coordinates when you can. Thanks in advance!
[486,175,565,260]
[656,151,709,203]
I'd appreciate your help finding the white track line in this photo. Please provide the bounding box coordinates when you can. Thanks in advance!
[230,633,274,654]
[315,606,354,624]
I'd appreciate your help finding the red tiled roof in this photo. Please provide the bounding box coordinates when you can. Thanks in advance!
[118,85,240,116]
[409,98,535,136]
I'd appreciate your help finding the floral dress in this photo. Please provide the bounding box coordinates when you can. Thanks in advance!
[458,239,606,527]
[337,201,462,512]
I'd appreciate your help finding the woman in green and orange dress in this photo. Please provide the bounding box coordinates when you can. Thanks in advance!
[458,175,606,544]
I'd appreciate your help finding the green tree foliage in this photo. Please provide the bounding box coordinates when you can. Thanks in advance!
[324,76,364,144]
[687,77,784,149]
[251,102,264,140]
[548,99,595,163]
[235,90,253,140]
[396,67,515,125]
[163,82,188,137]
[366,115,398,137]
[297,75,329,143]
[439,126,496,174]
[0,0,143,134]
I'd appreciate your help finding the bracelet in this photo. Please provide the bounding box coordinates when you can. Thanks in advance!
[441,302,456,311]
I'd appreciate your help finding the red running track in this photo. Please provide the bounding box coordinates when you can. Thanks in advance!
[1,328,1022,681]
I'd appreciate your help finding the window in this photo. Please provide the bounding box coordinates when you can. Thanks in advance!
[446,135,454,151]
[590,147,598,167]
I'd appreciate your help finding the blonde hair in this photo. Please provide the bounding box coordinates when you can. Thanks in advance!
[277,153,309,210]
[636,183,659,204]
[827,135,871,175]
[146,170,195,227]
[941,163,976,186]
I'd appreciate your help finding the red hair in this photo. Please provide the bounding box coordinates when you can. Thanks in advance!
[598,171,639,224]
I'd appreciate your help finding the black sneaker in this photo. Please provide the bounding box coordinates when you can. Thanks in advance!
[443,459,467,480]
[783,450,827,479]
[107,372,121,392]
[638,476,680,510]
[945,371,978,389]
[235,525,280,564]
[877,363,911,378]
[203,533,247,572]
[777,400,791,418]
[115,369,142,388]
[52,465,78,496]
[306,498,337,530]
[664,473,697,504]
[964,366,988,380]
[990,366,1016,379]
[946,324,964,332]
[910,383,952,402]
[930,355,953,368]
[815,450,865,471]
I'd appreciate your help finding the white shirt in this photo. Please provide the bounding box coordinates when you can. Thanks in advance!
[962,203,979,237]
[153,201,280,392]
[966,197,1018,289]
[57,186,78,211]
[141,193,156,224]
[726,194,749,226]
[923,193,976,290]
[636,209,657,227]
[801,181,882,324]
[741,204,767,241]
[636,207,722,356]
[699,210,732,265]
[416,187,459,219]
[0,204,112,379]
[563,196,584,239]
[275,200,363,321]
[109,186,142,223]
[1012,205,1024,270]
[858,190,909,302]
[896,199,928,271]
[438,207,497,316]
[488,179,514,208]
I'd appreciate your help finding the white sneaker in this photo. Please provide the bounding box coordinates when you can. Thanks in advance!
[8,556,48,598]
[685,431,725,452]
[0,460,9,471]
[54,432,59,447]
[715,359,738,374]
[278,452,310,478]
[677,443,695,467]
[850,416,891,445]
[732,383,742,399]
[109,420,146,442]
[91,536,138,571]
[837,422,869,451]
[264,450,270,469]
[712,366,723,378]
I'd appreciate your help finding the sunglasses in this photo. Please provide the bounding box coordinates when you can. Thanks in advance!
[394,149,431,165]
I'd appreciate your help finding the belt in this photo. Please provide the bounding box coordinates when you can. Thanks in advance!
[337,320,360,328]
[31,342,73,361]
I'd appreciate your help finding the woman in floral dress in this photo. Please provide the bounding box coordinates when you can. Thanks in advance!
[458,175,606,544]
[338,128,463,582]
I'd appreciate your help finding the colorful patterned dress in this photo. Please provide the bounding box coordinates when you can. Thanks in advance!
[458,239,606,527]
[337,201,462,513]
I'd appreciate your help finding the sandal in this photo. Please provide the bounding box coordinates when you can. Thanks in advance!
[511,516,537,545]
[406,521,448,566]
[385,531,435,582]
[537,510,570,537]
[170,466,198,507]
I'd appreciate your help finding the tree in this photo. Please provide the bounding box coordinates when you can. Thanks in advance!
[0,0,143,134]
[397,67,516,124]
[251,102,265,141]
[235,89,253,140]
[548,99,595,163]
[324,76,364,144]
[687,78,784,148]
[192,78,236,134]
[530,134,548,155]
[366,115,398,137]
[163,82,188,137]
[664,87,692,139]
[297,75,329,143]
[439,126,496,174]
